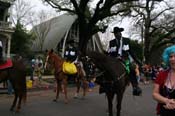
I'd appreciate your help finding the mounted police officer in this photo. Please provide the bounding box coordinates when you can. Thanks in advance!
[64,39,78,84]
[0,40,6,64]
[64,39,77,63]
[0,40,3,63]
[108,26,142,96]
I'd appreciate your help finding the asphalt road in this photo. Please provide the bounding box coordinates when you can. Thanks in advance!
[0,83,157,116]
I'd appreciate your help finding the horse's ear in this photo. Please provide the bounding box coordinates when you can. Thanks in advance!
[51,49,54,53]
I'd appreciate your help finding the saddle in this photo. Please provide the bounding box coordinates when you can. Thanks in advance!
[0,58,13,70]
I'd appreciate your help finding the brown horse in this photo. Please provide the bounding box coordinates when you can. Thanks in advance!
[88,51,141,116]
[44,50,88,103]
[0,56,27,112]
[74,60,89,98]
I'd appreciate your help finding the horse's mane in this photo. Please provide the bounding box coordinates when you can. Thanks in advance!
[50,52,63,63]
[87,51,126,80]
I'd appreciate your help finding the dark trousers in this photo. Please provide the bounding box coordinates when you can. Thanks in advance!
[0,47,4,63]
[0,47,3,59]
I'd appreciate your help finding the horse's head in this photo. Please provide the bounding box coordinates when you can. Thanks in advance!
[44,49,55,70]
[87,51,126,80]
[44,49,63,71]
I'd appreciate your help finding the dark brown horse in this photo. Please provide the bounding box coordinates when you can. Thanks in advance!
[88,51,140,116]
[0,56,27,112]
[44,50,88,103]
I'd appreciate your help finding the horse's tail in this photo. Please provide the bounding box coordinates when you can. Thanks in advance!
[22,90,27,104]
[22,77,27,104]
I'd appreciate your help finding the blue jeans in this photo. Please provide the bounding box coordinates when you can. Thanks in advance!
[7,80,14,95]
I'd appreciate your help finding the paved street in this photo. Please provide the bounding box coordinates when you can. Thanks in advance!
[0,83,157,116]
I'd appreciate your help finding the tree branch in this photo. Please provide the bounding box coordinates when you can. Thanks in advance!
[151,7,174,22]
[44,0,75,13]
[79,0,89,12]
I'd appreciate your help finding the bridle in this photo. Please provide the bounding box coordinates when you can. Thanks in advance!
[44,54,60,74]
[44,55,51,69]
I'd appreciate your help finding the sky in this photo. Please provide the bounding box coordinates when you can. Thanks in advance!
[25,0,52,11]
[22,0,173,36]
[22,0,174,51]
[18,0,58,29]
[22,0,131,49]
[16,0,175,51]
[23,0,130,34]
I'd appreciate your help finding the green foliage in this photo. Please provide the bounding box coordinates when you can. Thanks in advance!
[146,29,175,65]
[11,22,35,57]
[129,39,143,61]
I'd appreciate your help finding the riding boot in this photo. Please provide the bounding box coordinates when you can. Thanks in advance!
[129,70,142,96]
[99,85,105,94]
[133,86,142,96]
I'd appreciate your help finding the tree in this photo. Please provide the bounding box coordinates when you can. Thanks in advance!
[129,0,175,64]
[42,0,139,55]
[11,21,35,56]
[31,10,54,51]
[10,0,34,27]
[129,39,143,61]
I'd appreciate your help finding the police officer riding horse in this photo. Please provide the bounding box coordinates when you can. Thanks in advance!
[108,26,142,96]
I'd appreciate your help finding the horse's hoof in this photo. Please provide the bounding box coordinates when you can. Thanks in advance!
[74,94,78,99]
[53,99,57,102]
[81,96,85,100]
[64,100,68,104]
[15,109,20,113]
[10,108,14,111]
[64,99,69,104]
[74,96,78,99]
[74,95,78,99]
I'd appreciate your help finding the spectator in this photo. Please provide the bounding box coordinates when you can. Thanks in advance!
[35,56,43,82]
[7,80,14,95]
[152,45,175,116]
[30,57,35,81]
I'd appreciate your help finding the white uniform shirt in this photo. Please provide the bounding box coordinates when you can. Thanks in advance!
[0,41,2,47]
[35,58,43,68]
[118,37,123,56]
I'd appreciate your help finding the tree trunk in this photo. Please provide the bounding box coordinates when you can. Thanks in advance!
[144,31,151,64]
[78,20,93,56]
[79,29,91,54]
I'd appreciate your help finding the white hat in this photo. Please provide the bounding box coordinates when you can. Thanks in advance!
[0,41,2,47]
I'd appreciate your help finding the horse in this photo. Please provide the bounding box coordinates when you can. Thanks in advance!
[74,56,97,98]
[74,59,89,98]
[0,55,27,112]
[44,49,88,103]
[87,51,141,116]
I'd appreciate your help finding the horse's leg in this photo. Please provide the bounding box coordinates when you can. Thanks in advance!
[10,93,18,111]
[82,79,88,99]
[116,90,125,116]
[16,93,23,113]
[53,79,61,102]
[106,92,115,116]
[74,77,80,98]
[62,78,68,104]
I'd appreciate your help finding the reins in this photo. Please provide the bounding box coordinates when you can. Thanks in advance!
[95,70,126,82]
[117,72,126,81]
[95,59,127,82]
[45,53,64,75]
